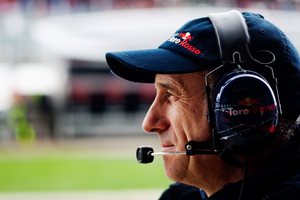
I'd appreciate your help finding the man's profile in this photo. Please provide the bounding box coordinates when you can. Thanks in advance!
[105,10,300,200]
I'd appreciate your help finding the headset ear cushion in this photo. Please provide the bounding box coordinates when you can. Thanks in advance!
[213,70,278,155]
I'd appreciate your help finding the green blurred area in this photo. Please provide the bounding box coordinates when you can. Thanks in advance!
[0,148,172,192]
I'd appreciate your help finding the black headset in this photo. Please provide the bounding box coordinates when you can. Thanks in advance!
[204,10,281,159]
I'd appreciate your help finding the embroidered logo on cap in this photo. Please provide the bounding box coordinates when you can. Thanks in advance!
[167,32,203,55]
[178,32,194,41]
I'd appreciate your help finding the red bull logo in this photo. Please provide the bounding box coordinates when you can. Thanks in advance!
[178,32,194,41]
[237,97,260,106]
[167,32,203,55]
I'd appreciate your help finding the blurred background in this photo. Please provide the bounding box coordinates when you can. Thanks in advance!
[0,0,299,199]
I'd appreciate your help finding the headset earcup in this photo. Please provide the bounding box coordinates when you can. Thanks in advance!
[213,70,278,155]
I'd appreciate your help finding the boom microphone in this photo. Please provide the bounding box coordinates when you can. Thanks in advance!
[136,146,186,163]
[136,141,220,164]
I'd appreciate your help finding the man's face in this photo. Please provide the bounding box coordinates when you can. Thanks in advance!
[142,71,217,186]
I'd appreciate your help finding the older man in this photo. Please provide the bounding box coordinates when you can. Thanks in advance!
[106,10,300,200]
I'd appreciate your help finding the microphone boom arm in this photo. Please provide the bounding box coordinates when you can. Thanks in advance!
[137,140,220,164]
[151,151,186,156]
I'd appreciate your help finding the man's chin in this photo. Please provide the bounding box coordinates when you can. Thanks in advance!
[163,155,189,182]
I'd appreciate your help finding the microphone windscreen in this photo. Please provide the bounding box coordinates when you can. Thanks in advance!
[136,146,154,164]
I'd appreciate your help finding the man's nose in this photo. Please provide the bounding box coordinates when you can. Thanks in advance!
[142,101,169,133]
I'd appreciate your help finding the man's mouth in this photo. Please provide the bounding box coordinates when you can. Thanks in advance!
[161,144,175,152]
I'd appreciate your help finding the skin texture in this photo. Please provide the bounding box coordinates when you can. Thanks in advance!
[142,72,244,196]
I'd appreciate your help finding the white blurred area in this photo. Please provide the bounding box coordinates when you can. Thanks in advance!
[0,0,299,144]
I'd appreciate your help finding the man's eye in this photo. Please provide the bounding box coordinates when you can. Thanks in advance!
[167,92,178,102]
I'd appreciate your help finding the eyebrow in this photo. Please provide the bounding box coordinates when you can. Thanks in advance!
[157,82,181,95]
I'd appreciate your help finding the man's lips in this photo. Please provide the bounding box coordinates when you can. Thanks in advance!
[161,144,175,152]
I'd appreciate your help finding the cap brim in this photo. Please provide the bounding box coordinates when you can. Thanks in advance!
[105,48,205,83]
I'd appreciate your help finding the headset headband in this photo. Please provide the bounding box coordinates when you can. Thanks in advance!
[208,10,251,65]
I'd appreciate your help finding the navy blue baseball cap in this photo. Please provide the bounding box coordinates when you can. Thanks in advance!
[105,11,300,119]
